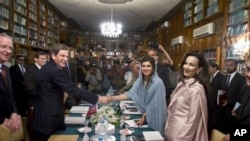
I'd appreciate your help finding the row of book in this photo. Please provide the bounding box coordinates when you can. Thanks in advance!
[14,3,27,15]
[228,10,248,25]
[227,23,248,37]
[229,0,250,12]
[0,6,9,19]
[14,13,26,26]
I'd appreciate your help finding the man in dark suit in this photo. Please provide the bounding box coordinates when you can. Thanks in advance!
[148,47,170,105]
[207,61,225,135]
[219,59,245,133]
[0,33,22,132]
[33,44,111,141]
[24,51,47,140]
[10,55,27,116]
[223,60,250,141]
[236,59,250,125]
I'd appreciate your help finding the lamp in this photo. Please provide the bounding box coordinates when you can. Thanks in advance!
[100,8,122,38]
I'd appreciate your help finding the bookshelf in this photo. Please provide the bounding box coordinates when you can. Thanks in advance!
[183,0,222,27]
[226,0,249,37]
[0,0,11,30]
[184,0,192,27]
[203,49,216,62]
[0,0,70,63]
[13,0,27,45]
[206,0,219,17]
[193,0,203,23]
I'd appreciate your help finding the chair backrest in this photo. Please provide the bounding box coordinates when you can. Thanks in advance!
[210,129,225,141]
[0,123,24,141]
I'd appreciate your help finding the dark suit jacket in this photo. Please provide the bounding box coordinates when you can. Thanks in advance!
[65,60,77,83]
[237,86,250,125]
[0,65,17,123]
[10,64,26,115]
[222,72,245,107]
[156,63,170,94]
[209,72,225,109]
[10,64,25,91]
[24,63,39,107]
[33,60,98,135]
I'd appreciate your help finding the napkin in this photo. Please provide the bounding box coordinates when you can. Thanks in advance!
[95,123,115,134]
[142,131,164,141]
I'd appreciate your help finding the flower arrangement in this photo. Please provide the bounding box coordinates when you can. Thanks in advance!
[90,106,120,125]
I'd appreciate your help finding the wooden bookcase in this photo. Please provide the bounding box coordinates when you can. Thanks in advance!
[0,0,66,63]
[221,0,250,73]
[183,0,223,27]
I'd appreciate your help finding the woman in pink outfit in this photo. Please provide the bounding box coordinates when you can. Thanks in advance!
[165,52,210,141]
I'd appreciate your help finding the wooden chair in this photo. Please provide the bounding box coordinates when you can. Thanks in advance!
[210,129,226,141]
[0,116,24,141]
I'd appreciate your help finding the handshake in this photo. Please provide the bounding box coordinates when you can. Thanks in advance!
[98,95,113,104]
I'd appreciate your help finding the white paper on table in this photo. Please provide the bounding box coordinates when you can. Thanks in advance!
[142,131,164,141]
[123,120,148,128]
[69,106,89,113]
[65,117,86,125]
[123,109,141,115]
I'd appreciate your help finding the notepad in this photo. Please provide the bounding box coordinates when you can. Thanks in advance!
[65,117,86,125]
[143,131,164,141]
[69,106,89,113]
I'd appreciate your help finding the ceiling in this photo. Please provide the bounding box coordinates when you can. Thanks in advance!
[48,0,182,32]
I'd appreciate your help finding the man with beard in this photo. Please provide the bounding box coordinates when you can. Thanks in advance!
[217,59,245,134]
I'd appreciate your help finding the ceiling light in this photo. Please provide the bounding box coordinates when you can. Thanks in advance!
[100,8,122,38]
[98,0,132,4]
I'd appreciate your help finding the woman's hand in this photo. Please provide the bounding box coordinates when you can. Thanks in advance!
[136,115,146,126]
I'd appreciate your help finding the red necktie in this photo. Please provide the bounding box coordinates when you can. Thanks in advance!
[1,66,8,89]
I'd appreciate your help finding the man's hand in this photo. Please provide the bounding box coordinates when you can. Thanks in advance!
[3,113,22,132]
[231,109,237,117]
[98,96,112,104]
[10,113,22,131]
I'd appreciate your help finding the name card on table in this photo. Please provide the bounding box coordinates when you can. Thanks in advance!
[142,131,164,141]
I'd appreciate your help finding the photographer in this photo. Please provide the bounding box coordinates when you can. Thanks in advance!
[85,63,102,93]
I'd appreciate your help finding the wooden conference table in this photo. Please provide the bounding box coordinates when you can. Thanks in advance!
[48,102,154,141]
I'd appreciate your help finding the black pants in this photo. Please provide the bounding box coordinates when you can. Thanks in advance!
[33,130,50,141]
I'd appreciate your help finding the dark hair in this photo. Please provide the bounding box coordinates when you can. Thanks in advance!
[141,55,155,87]
[225,59,238,66]
[34,51,47,58]
[209,61,220,70]
[147,48,159,56]
[16,54,25,59]
[179,52,210,93]
[50,44,68,55]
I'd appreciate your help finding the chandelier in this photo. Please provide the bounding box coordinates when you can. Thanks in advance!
[100,8,122,38]
[98,0,132,4]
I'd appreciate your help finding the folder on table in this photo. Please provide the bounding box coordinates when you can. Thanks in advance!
[69,106,89,113]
